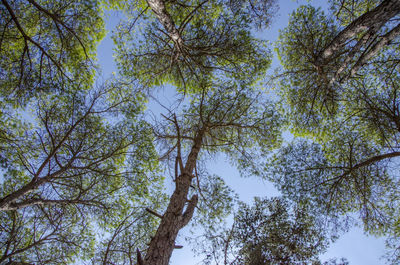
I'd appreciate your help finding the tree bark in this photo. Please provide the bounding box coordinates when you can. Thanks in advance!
[0,176,48,211]
[339,151,400,179]
[143,128,205,265]
[319,0,400,62]
[0,102,93,211]
[146,0,184,48]
[329,28,376,85]
[350,22,400,76]
[0,167,68,211]
[351,151,400,172]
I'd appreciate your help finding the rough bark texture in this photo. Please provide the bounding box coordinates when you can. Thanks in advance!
[320,0,400,61]
[350,22,400,76]
[0,176,48,211]
[143,128,205,265]
[329,28,375,84]
[0,166,68,211]
[146,0,184,48]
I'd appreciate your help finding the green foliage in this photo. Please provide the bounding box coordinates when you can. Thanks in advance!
[329,0,381,25]
[276,5,340,133]
[195,82,281,153]
[0,207,96,264]
[272,7,400,263]
[342,60,400,147]
[92,200,168,264]
[190,174,238,232]
[151,79,284,263]
[0,0,106,105]
[3,0,399,263]
[114,0,273,93]
[228,0,278,29]
[196,197,347,265]
[158,80,283,170]
[234,197,330,264]
[0,82,165,263]
[276,1,400,137]
[267,135,400,263]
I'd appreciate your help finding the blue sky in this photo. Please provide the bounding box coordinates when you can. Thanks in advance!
[97,1,387,264]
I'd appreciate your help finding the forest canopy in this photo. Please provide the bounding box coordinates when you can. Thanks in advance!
[0,0,399,264]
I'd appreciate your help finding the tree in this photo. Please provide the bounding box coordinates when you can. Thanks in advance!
[0,0,105,102]
[4,0,398,264]
[0,0,280,264]
[270,1,400,262]
[114,0,276,92]
[318,0,400,75]
[0,82,165,264]
[139,82,281,265]
[195,197,349,265]
[276,1,400,125]
[91,206,166,265]
[0,1,169,263]
[103,1,282,264]
[1,84,148,211]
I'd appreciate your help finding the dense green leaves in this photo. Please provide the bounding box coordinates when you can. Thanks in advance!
[0,0,105,104]
[329,0,381,25]
[114,0,273,92]
[276,2,400,135]
[0,82,165,263]
[276,5,339,130]
[2,0,400,264]
[271,2,400,263]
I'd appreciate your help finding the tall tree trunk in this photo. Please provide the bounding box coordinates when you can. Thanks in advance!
[143,127,205,265]
[146,0,184,48]
[319,0,400,62]
[350,22,400,76]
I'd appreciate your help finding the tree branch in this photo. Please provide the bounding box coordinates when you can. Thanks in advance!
[350,22,400,76]
[180,194,198,228]
[146,207,163,219]
[1,0,65,75]
[319,0,400,62]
